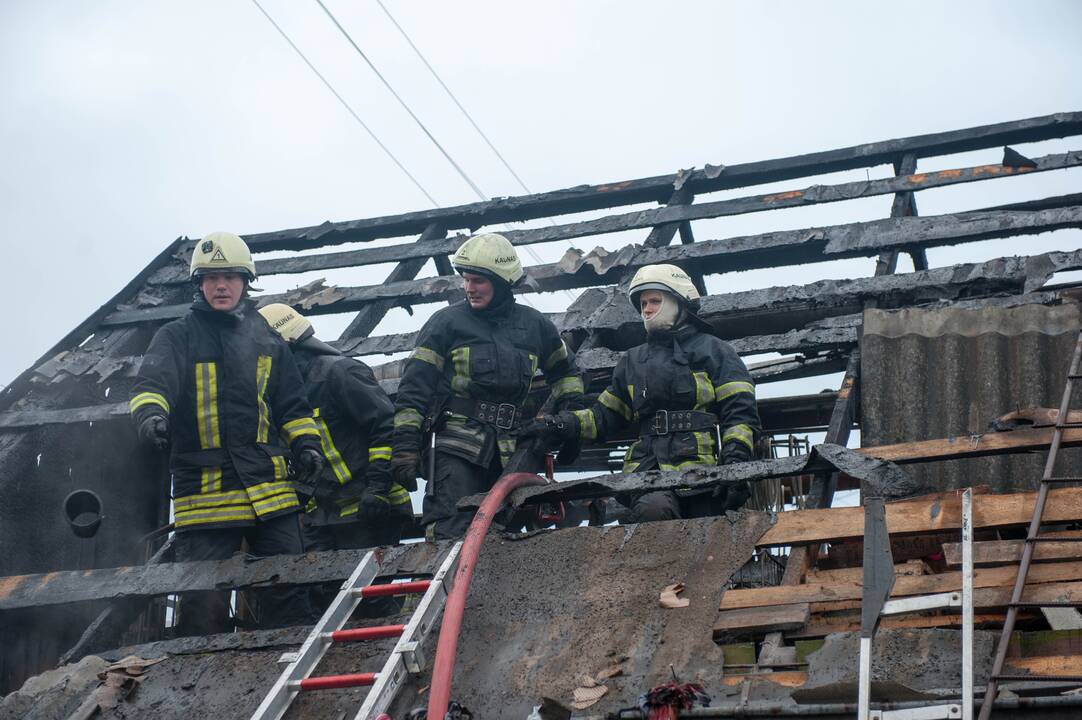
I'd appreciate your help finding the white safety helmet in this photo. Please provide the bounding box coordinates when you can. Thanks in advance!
[628,264,700,309]
[257,303,313,344]
[450,233,524,285]
[190,231,257,281]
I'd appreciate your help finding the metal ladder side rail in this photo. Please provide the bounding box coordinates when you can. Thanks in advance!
[977,327,1082,720]
[251,550,384,720]
[353,541,462,720]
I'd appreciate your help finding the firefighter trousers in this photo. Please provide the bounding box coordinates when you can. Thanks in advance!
[173,512,312,636]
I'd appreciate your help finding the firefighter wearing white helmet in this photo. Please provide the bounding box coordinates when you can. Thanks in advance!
[521,263,761,522]
[129,234,323,634]
[258,304,411,599]
[392,233,585,540]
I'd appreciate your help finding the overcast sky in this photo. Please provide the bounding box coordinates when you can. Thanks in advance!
[2,0,1081,390]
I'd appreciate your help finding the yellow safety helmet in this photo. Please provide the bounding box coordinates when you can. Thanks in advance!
[450,233,524,285]
[257,303,313,344]
[190,231,257,281]
[628,264,700,309]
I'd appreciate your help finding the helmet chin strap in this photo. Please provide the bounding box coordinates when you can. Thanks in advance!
[642,294,682,334]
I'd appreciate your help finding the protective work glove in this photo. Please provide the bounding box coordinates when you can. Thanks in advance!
[293,447,327,499]
[712,441,752,511]
[391,450,420,491]
[517,411,579,446]
[137,414,170,451]
[356,477,394,519]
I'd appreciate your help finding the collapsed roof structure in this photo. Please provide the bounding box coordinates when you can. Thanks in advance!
[2,111,1082,719]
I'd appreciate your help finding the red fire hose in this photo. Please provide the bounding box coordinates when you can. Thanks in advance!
[426,471,548,719]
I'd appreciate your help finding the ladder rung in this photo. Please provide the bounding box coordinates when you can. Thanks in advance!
[357,579,431,598]
[1010,600,1082,608]
[292,673,378,691]
[1043,476,1082,483]
[992,674,1082,683]
[1027,536,1082,542]
[1056,422,1082,429]
[326,625,405,643]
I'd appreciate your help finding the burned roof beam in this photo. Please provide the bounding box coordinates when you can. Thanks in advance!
[102,205,1082,327]
[238,112,1082,253]
[237,150,1081,279]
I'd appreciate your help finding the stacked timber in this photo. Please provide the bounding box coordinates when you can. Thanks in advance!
[713,486,1082,686]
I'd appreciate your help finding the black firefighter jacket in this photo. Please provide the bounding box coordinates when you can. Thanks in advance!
[393,298,584,468]
[294,348,410,525]
[573,323,761,474]
[129,298,321,530]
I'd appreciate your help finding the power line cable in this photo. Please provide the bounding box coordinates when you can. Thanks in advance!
[249,0,439,207]
[313,0,568,301]
[314,0,487,202]
[375,0,535,198]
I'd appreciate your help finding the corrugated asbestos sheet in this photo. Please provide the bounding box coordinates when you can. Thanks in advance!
[862,301,1082,495]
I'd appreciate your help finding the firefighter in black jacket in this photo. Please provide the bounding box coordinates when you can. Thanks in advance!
[391,233,585,540]
[520,264,761,522]
[130,232,324,634]
[257,303,411,551]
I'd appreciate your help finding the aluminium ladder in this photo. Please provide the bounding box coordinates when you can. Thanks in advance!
[977,326,1082,720]
[251,542,462,720]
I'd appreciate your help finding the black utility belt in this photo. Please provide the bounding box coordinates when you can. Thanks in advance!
[640,409,718,436]
[445,397,523,430]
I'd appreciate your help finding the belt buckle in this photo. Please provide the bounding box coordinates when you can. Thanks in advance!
[495,403,517,430]
[654,409,669,435]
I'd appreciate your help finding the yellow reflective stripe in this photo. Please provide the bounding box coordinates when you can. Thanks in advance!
[255,355,273,443]
[693,430,716,464]
[271,455,289,481]
[498,437,517,461]
[545,341,569,371]
[130,392,169,414]
[529,353,539,376]
[339,502,359,518]
[410,346,445,371]
[200,467,222,494]
[394,408,424,430]
[173,488,251,511]
[368,446,392,462]
[693,372,714,411]
[722,423,755,451]
[314,415,351,484]
[450,346,470,395]
[281,416,319,442]
[387,484,411,504]
[245,480,297,502]
[715,381,755,402]
[550,375,584,400]
[174,506,258,527]
[194,362,221,449]
[598,389,633,422]
[252,492,299,517]
[573,409,597,440]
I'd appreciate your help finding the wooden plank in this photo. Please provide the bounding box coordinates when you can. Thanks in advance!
[861,426,1082,465]
[1005,654,1082,676]
[943,532,1082,567]
[759,487,1082,548]
[790,612,1018,639]
[337,221,446,341]
[806,581,1082,614]
[720,671,807,687]
[0,548,412,611]
[720,560,1082,611]
[712,603,811,640]
[237,112,1082,254]
[806,559,928,585]
[101,208,1082,326]
[250,151,1081,277]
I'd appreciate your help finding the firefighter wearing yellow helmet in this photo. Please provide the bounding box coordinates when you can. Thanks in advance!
[258,304,411,609]
[129,233,323,634]
[391,233,584,540]
[521,263,761,522]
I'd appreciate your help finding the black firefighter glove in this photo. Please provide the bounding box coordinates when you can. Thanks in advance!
[517,411,581,464]
[712,440,752,511]
[391,449,420,491]
[293,446,328,502]
[137,414,170,451]
[356,477,395,519]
